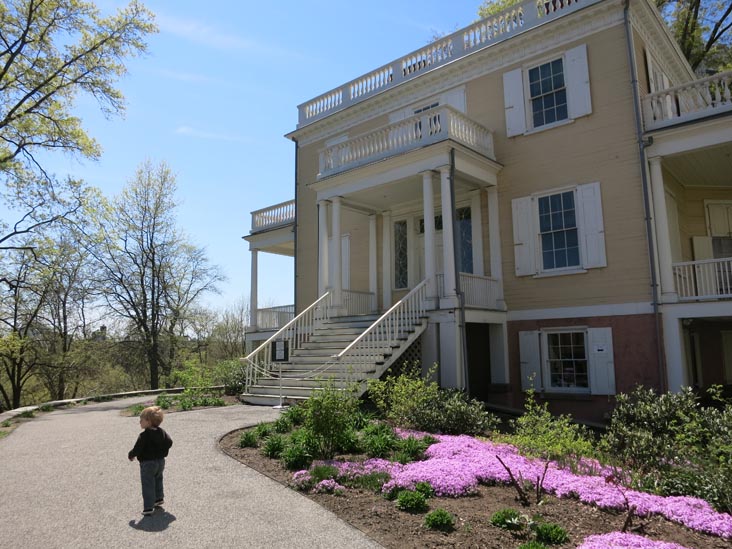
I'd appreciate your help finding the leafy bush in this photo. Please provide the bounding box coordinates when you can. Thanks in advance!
[310,464,339,483]
[394,435,431,463]
[214,360,246,395]
[395,490,428,513]
[344,471,391,493]
[304,383,360,459]
[254,422,272,439]
[129,404,145,416]
[39,404,53,412]
[534,522,569,545]
[273,415,293,434]
[602,385,732,512]
[507,389,595,468]
[155,393,173,409]
[361,422,398,458]
[261,434,286,458]
[281,404,307,426]
[280,440,312,471]
[490,508,523,531]
[238,430,258,448]
[424,508,455,531]
[414,481,435,499]
[18,410,35,419]
[368,365,498,435]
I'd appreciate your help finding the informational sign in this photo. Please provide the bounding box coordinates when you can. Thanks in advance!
[272,340,289,362]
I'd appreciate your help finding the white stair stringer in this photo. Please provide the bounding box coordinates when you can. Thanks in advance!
[240,280,429,406]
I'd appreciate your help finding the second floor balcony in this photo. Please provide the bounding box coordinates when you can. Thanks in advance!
[318,106,495,179]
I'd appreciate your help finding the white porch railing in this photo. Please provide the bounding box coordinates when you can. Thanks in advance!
[255,305,295,330]
[241,292,332,391]
[342,289,377,315]
[318,106,494,178]
[298,0,603,127]
[324,279,428,379]
[673,257,732,300]
[437,272,501,309]
[642,70,732,131]
[251,199,295,233]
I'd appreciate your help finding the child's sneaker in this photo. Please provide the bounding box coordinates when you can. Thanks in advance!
[154,499,164,508]
[142,508,154,516]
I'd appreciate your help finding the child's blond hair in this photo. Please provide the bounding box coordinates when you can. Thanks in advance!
[140,406,164,427]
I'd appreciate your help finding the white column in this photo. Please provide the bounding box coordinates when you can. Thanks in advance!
[318,200,330,297]
[250,249,258,330]
[486,186,505,307]
[331,196,343,309]
[382,211,392,308]
[439,166,458,307]
[470,190,484,276]
[369,214,377,312]
[649,157,677,302]
[422,171,438,306]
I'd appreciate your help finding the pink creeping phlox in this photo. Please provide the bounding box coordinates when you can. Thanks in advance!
[578,532,690,548]
[312,479,346,494]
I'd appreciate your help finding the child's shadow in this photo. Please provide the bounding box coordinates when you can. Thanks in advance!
[128,510,177,532]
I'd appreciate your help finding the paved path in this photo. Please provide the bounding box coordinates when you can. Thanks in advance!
[0,397,382,549]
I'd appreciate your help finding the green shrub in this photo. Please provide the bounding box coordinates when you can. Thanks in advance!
[414,481,435,499]
[282,404,307,426]
[395,489,428,513]
[362,423,398,458]
[518,542,548,549]
[394,435,429,463]
[424,508,455,531]
[254,422,272,439]
[507,389,595,468]
[280,440,312,471]
[273,415,293,434]
[490,508,523,531]
[214,360,246,396]
[39,404,53,412]
[304,383,360,459]
[155,393,174,409]
[310,464,339,483]
[344,471,391,493]
[534,523,569,545]
[129,404,145,417]
[261,434,285,458]
[1,420,11,428]
[17,410,35,419]
[367,365,498,435]
[238,430,258,448]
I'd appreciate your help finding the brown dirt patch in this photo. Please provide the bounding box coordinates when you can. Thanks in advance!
[220,429,729,549]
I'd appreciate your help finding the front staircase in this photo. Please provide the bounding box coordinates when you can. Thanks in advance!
[240,281,429,406]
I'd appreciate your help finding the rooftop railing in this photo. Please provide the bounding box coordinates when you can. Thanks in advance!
[643,70,732,131]
[298,0,602,127]
[318,106,494,178]
[250,199,295,234]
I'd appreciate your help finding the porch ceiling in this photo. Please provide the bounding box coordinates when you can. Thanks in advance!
[664,142,732,188]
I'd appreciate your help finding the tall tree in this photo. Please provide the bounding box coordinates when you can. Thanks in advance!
[0,0,156,250]
[90,160,222,389]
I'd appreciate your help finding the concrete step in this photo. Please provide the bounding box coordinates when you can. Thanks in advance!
[239,393,308,407]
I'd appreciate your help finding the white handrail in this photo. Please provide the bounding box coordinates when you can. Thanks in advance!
[342,289,376,315]
[241,292,332,391]
[673,257,732,300]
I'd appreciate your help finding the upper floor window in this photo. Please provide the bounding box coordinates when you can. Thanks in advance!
[538,190,579,271]
[394,220,409,289]
[529,59,568,128]
[503,44,592,136]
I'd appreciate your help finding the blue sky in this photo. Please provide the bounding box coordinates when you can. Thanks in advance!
[44,0,484,312]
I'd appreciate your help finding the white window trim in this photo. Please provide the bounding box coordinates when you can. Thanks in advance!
[540,327,591,395]
[532,185,584,277]
[523,53,570,133]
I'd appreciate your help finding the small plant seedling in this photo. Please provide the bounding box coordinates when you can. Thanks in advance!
[424,508,455,531]
[395,490,428,513]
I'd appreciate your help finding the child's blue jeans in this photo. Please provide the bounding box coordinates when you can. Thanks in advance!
[139,458,165,510]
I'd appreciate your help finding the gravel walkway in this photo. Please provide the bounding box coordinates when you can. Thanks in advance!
[0,397,382,549]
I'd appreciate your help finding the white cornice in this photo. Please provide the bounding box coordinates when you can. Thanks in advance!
[291,0,625,147]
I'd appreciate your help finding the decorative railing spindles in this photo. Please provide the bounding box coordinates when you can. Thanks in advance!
[673,257,732,301]
[250,200,296,233]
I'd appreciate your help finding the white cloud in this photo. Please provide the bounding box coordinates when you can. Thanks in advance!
[175,126,251,143]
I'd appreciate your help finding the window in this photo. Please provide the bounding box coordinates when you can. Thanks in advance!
[394,220,408,289]
[518,328,615,395]
[529,59,568,128]
[538,191,579,271]
[456,207,473,273]
[512,182,606,277]
[503,44,592,137]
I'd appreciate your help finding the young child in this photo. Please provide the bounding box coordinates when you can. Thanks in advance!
[128,405,173,516]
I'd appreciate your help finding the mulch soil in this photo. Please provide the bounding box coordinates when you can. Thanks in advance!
[219,428,730,549]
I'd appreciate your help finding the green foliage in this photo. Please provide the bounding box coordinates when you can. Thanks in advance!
[518,542,548,549]
[395,489,428,513]
[261,434,286,459]
[254,422,272,440]
[17,410,35,419]
[361,422,398,458]
[344,471,391,493]
[273,415,294,434]
[490,508,523,531]
[310,464,339,483]
[414,481,435,499]
[1,420,11,428]
[281,404,307,426]
[602,385,732,513]
[534,523,569,545]
[368,365,498,435]
[304,383,360,459]
[155,393,173,409]
[424,508,455,531]
[238,430,258,448]
[128,404,145,417]
[213,360,247,396]
[506,389,595,468]
[280,440,312,471]
[478,0,521,19]
[38,404,53,412]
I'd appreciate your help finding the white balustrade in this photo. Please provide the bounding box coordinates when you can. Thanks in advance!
[250,199,295,233]
[437,272,501,309]
[673,258,732,300]
[256,305,295,330]
[241,292,332,391]
[318,106,494,178]
[298,0,598,126]
[642,71,732,130]
[342,289,376,315]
